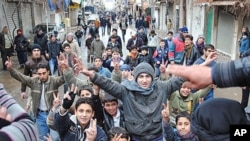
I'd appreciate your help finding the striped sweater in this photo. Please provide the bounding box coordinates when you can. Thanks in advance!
[0,83,39,141]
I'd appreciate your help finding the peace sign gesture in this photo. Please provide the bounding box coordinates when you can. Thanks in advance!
[159,59,168,73]
[5,57,13,71]
[85,118,97,141]
[52,93,61,110]
[161,101,170,123]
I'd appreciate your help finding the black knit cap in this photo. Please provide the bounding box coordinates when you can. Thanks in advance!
[31,44,42,51]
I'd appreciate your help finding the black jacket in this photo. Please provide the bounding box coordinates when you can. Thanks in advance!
[0,32,6,53]
[103,108,125,134]
[14,35,28,52]
[75,30,83,38]
[108,35,122,49]
[137,53,154,69]
[34,33,48,55]
[47,41,62,59]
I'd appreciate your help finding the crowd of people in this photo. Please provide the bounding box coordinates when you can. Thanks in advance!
[0,13,250,141]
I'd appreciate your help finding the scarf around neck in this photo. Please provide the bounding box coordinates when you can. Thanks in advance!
[121,79,156,95]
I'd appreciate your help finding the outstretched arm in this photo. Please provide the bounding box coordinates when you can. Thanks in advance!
[0,84,39,141]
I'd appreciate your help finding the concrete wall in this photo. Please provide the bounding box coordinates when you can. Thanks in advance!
[20,3,32,38]
[0,0,7,29]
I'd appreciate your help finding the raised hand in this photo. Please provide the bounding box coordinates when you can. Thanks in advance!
[114,61,120,72]
[5,57,12,71]
[57,54,69,72]
[62,84,78,110]
[161,101,170,123]
[74,57,95,78]
[85,118,97,141]
[160,59,168,73]
[20,92,27,101]
[201,52,218,66]
[0,107,12,122]
[53,93,61,109]
[112,134,123,141]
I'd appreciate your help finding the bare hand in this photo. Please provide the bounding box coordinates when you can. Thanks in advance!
[85,118,97,141]
[92,84,100,95]
[5,57,12,71]
[160,59,168,73]
[21,92,27,101]
[57,54,69,72]
[114,61,120,72]
[202,52,218,66]
[53,93,61,109]
[166,64,212,90]
[74,58,95,78]
[25,105,30,112]
[44,133,52,141]
[112,134,123,141]
[0,107,12,122]
[161,101,170,123]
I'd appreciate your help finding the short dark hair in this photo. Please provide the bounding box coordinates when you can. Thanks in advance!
[204,44,215,51]
[75,97,95,111]
[112,47,120,53]
[167,31,173,35]
[175,111,191,123]
[130,44,137,50]
[63,43,71,49]
[108,127,130,140]
[36,63,49,71]
[160,39,165,43]
[184,34,193,41]
[78,85,94,96]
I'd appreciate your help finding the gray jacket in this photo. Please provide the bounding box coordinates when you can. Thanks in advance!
[91,74,184,140]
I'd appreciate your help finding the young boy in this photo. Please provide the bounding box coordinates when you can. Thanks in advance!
[136,45,154,69]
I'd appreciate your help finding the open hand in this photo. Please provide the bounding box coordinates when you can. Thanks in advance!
[85,118,97,141]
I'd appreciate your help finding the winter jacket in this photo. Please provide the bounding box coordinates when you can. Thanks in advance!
[153,47,169,66]
[97,66,111,78]
[91,39,105,58]
[75,30,83,38]
[163,121,199,141]
[14,35,29,52]
[137,32,148,45]
[47,41,62,59]
[0,84,39,141]
[124,54,139,70]
[168,36,185,64]
[90,73,184,140]
[63,39,81,59]
[182,45,200,66]
[103,109,126,134]
[108,35,123,49]
[212,55,250,87]
[147,34,158,47]
[126,37,144,51]
[100,17,107,27]
[34,33,48,55]
[239,37,250,55]
[135,19,143,29]
[54,113,107,141]
[142,20,150,28]
[105,58,124,72]
[169,87,211,126]
[107,41,122,55]
[10,68,65,116]
[136,53,154,69]
[85,37,94,49]
[22,57,48,92]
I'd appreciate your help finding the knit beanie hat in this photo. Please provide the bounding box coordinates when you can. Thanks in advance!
[133,62,155,81]
[31,44,42,51]
[102,92,118,103]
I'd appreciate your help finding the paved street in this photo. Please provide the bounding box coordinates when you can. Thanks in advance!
[0,24,244,109]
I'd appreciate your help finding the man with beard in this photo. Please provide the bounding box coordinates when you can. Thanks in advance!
[0,26,13,70]
[34,29,48,56]
[168,26,189,65]
[21,44,48,100]
[108,29,122,51]
[13,29,29,68]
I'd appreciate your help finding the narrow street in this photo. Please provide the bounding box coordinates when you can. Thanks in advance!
[0,24,244,109]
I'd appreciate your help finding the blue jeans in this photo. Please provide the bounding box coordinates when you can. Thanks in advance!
[36,111,60,141]
[77,38,82,47]
[17,51,27,65]
[49,58,57,76]
[101,26,106,35]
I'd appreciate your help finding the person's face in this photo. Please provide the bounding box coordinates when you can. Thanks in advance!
[96,36,100,41]
[112,52,120,59]
[106,49,112,55]
[185,38,192,46]
[167,33,173,40]
[204,48,215,58]
[176,117,191,136]
[132,35,136,40]
[38,30,43,35]
[197,38,204,45]
[242,27,247,33]
[64,46,71,53]
[80,90,92,98]
[182,32,188,36]
[32,49,41,59]
[137,73,152,89]
[160,41,165,47]
[67,36,73,42]
[94,58,103,68]
[131,48,137,54]
[111,38,116,42]
[75,104,94,128]
[37,68,49,82]
[51,36,56,42]
[180,87,191,97]
[104,101,118,117]
[141,50,147,55]
[112,31,117,35]
[4,28,8,33]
